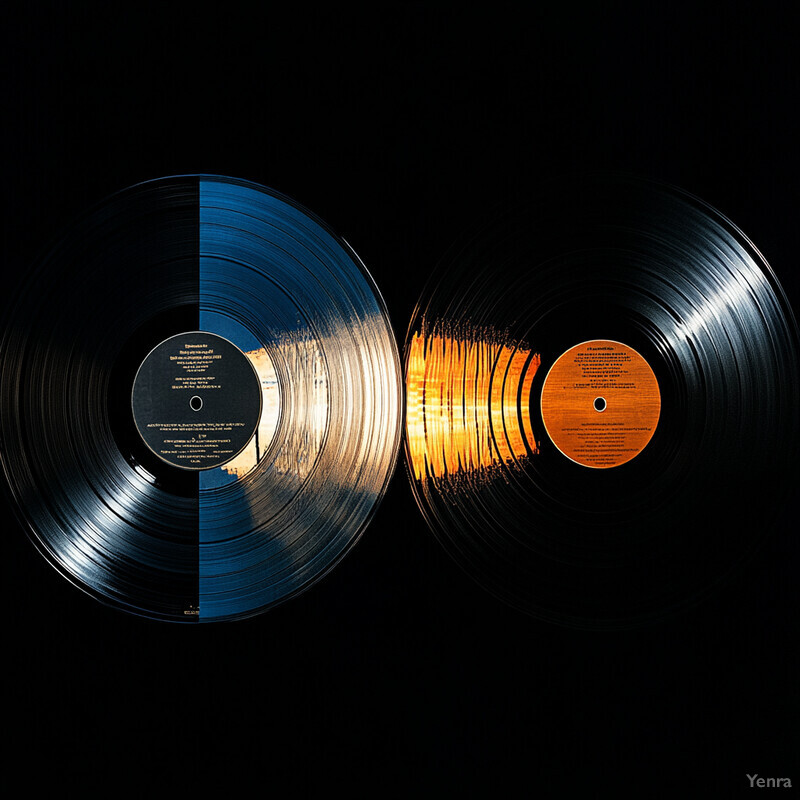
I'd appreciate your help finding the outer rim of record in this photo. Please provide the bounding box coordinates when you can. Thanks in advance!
[404,171,800,348]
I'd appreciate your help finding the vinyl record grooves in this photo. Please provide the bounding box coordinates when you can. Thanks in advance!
[0,175,402,622]
[404,174,800,629]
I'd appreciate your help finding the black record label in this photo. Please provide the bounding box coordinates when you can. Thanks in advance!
[132,331,262,470]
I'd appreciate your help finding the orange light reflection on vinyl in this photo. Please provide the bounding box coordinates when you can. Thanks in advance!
[406,324,540,481]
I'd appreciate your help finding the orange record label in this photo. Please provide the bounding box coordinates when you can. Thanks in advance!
[540,340,660,468]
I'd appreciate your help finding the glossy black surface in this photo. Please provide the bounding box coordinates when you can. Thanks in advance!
[3,5,799,796]
[405,175,800,627]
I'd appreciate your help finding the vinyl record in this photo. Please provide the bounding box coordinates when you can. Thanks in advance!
[404,174,800,629]
[0,175,402,622]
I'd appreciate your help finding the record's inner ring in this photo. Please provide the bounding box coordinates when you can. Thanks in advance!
[132,331,263,471]
[540,339,661,469]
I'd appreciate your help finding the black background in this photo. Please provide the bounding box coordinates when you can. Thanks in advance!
[3,4,798,796]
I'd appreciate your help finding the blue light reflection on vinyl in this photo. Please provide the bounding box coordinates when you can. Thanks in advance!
[197,177,402,621]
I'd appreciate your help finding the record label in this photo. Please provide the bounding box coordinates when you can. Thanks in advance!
[540,340,660,468]
[132,331,263,470]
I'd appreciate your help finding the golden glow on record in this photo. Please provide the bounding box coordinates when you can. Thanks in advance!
[406,323,540,481]
[220,348,279,478]
[221,340,329,479]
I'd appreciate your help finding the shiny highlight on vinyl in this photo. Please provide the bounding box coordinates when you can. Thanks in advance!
[405,320,540,482]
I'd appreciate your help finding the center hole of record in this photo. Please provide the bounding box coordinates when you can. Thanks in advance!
[594,396,607,412]
[190,395,203,411]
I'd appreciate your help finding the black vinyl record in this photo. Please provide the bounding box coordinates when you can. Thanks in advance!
[0,175,403,622]
[403,174,800,629]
